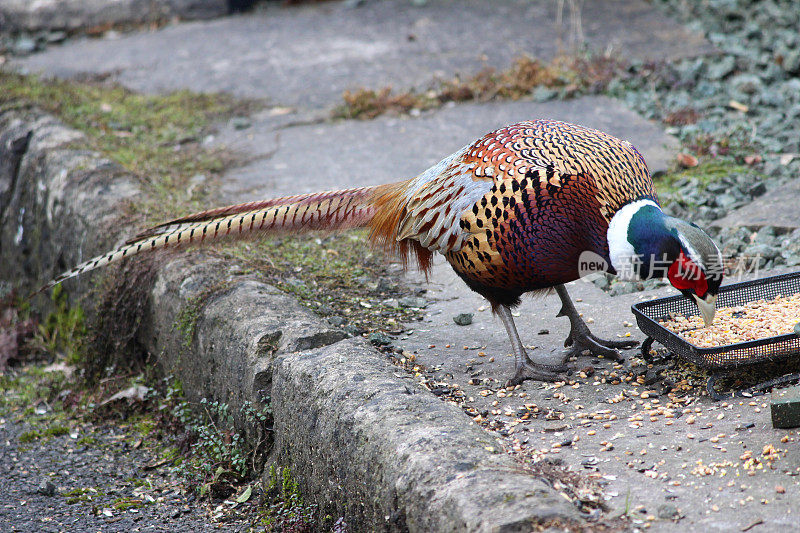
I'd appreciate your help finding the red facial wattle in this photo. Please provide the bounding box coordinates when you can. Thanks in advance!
[667,251,708,297]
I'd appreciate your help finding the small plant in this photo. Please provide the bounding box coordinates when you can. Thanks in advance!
[76,435,97,447]
[18,424,70,443]
[18,429,42,443]
[42,424,70,438]
[33,284,86,365]
[260,465,317,533]
[62,487,100,504]
[174,397,273,499]
[112,497,145,511]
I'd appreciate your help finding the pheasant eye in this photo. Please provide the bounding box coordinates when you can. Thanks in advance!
[668,252,708,297]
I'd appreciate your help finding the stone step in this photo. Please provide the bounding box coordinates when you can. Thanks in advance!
[712,179,800,231]
[215,96,680,203]
[16,0,712,109]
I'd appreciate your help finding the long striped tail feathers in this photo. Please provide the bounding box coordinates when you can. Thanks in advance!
[34,180,428,296]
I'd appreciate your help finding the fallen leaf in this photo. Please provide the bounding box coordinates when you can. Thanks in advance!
[144,457,170,470]
[268,106,295,116]
[43,362,75,379]
[780,154,796,165]
[744,154,762,165]
[728,100,749,112]
[101,385,150,405]
[677,153,699,168]
[235,485,252,503]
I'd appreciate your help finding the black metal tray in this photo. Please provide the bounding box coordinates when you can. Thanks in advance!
[631,271,800,370]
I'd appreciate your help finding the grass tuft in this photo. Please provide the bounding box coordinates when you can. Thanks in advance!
[0,71,255,224]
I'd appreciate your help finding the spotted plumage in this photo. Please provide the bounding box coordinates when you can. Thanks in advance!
[440,120,657,305]
[40,120,722,384]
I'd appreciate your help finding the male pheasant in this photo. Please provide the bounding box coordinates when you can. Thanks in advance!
[40,120,724,384]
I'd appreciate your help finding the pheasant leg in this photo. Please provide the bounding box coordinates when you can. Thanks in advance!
[554,284,638,363]
[497,304,566,386]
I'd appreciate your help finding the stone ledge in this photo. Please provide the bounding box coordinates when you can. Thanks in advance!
[0,109,581,531]
[0,109,141,302]
[272,337,578,532]
[711,179,800,232]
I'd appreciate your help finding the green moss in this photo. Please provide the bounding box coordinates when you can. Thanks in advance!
[259,465,319,530]
[113,497,145,511]
[0,71,255,225]
[130,416,156,437]
[18,430,42,443]
[173,281,230,352]
[63,487,101,504]
[654,161,751,195]
[159,446,182,464]
[18,423,71,442]
[125,477,148,487]
[221,232,423,336]
[42,425,70,438]
[175,296,203,352]
[76,436,97,447]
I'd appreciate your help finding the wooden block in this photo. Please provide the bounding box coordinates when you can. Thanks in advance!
[771,384,800,429]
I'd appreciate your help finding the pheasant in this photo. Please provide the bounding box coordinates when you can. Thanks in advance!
[40,120,724,384]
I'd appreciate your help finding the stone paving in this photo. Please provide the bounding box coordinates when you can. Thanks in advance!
[400,260,799,532]
[212,97,678,203]
[10,1,799,531]
[713,179,800,232]
[17,0,712,106]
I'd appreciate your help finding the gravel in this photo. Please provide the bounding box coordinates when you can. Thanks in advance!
[0,416,251,532]
[629,1,800,160]
[452,313,474,326]
[598,0,800,294]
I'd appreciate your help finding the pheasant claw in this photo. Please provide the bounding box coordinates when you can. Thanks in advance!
[562,331,634,362]
[506,361,566,387]
[554,284,638,363]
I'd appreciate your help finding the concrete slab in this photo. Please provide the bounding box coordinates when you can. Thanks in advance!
[16,0,712,108]
[215,97,680,203]
[390,258,800,532]
[712,179,800,231]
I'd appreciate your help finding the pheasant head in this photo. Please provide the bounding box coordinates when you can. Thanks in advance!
[607,199,724,326]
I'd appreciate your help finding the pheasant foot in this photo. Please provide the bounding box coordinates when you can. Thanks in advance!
[554,284,638,364]
[496,303,569,385]
[506,360,565,387]
[562,329,636,361]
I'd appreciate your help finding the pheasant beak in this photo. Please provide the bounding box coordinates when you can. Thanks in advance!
[692,293,718,327]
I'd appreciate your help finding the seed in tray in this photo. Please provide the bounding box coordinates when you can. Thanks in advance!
[658,293,800,347]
